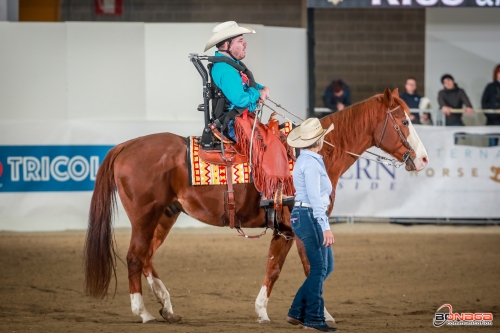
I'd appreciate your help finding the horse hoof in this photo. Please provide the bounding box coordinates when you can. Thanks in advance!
[257,318,271,324]
[159,309,182,323]
[144,319,157,324]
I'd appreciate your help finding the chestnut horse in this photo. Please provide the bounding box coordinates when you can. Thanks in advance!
[84,88,428,324]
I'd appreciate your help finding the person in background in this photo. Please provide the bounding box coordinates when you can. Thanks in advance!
[481,64,500,126]
[322,79,352,114]
[418,97,433,126]
[420,112,433,126]
[399,77,422,124]
[438,74,474,126]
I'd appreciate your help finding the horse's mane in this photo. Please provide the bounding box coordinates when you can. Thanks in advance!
[321,93,409,163]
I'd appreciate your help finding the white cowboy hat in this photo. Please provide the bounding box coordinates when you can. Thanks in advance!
[204,21,255,52]
[287,118,334,148]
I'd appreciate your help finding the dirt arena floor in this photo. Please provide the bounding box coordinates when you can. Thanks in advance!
[1,223,499,333]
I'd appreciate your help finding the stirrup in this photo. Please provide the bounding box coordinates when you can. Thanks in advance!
[259,196,294,209]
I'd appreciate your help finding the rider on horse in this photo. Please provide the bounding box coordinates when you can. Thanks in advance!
[203,22,294,207]
[204,21,270,141]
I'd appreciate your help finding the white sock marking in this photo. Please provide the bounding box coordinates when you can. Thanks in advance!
[130,293,156,323]
[147,274,174,315]
[324,306,335,323]
[255,285,270,323]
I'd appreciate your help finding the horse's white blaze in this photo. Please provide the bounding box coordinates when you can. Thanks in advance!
[324,307,335,323]
[147,274,174,315]
[255,285,270,323]
[130,293,156,323]
[406,114,428,171]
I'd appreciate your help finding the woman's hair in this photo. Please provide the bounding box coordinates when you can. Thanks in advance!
[493,64,500,81]
[303,136,324,150]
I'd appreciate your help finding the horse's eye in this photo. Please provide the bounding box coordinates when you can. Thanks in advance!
[402,120,409,126]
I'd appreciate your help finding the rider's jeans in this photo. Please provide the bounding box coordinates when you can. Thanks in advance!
[287,206,334,327]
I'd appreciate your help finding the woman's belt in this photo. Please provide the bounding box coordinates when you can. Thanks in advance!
[294,201,328,211]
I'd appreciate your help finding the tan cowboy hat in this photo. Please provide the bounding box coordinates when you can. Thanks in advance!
[204,21,255,52]
[287,118,334,148]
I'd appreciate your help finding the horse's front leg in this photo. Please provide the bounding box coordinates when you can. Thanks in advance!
[295,238,335,323]
[255,229,295,323]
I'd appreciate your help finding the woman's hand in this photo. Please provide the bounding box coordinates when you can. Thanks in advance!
[323,230,334,247]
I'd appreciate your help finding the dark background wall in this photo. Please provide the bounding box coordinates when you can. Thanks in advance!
[314,9,425,106]
[60,0,303,28]
[59,1,425,109]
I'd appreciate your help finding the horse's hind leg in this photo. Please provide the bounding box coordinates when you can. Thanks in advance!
[255,230,295,323]
[296,238,335,323]
[126,210,162,323]
[142,213,182,323]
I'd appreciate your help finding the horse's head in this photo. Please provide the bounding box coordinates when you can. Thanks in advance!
[374,88,428,171]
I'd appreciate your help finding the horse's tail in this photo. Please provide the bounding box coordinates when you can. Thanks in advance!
[84,144,124,299]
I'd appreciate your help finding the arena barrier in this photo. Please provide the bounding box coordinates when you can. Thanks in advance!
[0,121,499,231]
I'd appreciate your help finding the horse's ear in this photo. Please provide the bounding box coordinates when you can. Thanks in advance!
[392,88,399,97]
[383,87,394,107]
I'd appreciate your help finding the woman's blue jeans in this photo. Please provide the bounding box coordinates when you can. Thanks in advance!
[288,206,334,327]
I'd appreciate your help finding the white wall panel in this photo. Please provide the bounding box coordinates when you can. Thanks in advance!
[144,23,272,121]
[0,23,66,120]
[145,23,213,121]
[263,27,307,122]
[425,8,500,111]
[66,22,146,120]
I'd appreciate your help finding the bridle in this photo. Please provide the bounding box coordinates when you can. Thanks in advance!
[263,100,417,170]
[375,105,416,171]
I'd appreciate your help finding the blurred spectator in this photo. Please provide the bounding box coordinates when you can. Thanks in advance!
[418,97,433,125]
[481,64,500,126]
[420,112,433,126]
[399,77,421,124]
[438,74,474,126]
[322,79,352,113]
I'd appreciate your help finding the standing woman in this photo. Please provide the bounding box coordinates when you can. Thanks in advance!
[286,118,337,332]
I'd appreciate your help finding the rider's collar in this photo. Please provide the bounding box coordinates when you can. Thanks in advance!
[215,51,240,64]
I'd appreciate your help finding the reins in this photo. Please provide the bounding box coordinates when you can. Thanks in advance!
[263,99,414,169]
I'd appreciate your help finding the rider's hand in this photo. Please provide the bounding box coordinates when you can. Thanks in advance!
[442,106,451,116]
[337,103,345,111]
[259,87,270,102]
[323,230,334,247]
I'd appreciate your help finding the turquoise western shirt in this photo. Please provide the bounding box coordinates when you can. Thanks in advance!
[211,51,264,113]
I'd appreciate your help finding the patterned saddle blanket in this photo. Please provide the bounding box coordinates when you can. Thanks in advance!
[186,121,295,187]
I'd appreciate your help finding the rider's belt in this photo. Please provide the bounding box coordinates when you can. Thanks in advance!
[294,201,328,211]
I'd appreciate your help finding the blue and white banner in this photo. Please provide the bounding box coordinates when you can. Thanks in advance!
[0,120,204,231]
[0,145,113,192]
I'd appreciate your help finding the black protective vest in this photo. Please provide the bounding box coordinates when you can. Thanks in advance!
[206,56,257,129]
